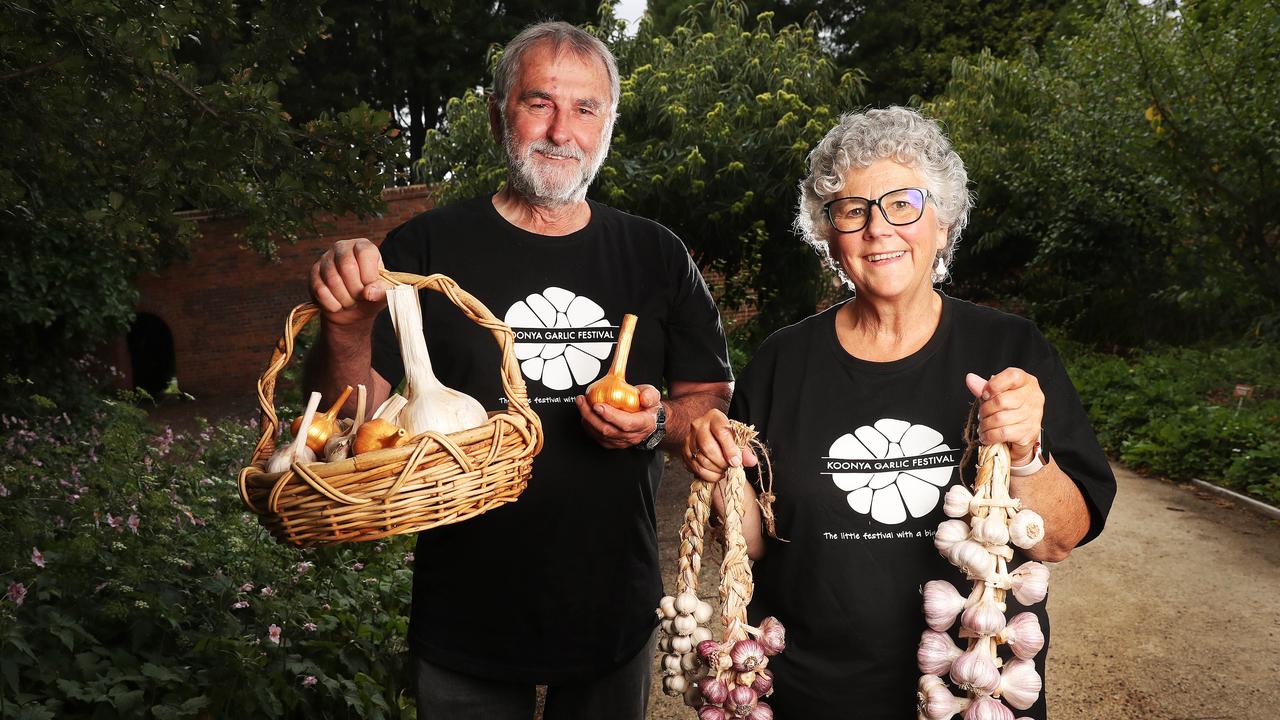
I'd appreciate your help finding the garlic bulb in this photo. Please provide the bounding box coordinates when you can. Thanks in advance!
[730,638,766,672]
[917,629,963,676]
[323,433,352,462]
[662,653,683,675]
[934,519,971,555]
[944,484,976,518]
[960,591,1007,637]
[694,600,715,624]
[385,284,487,436]
[662,674,688,696]
[658,595,678,619]
[756,616,786,656]
[750,668,774,696]
[725,685,758,716]
[918,675,969,720]
[674,592,699,615]
[1009,509,1045,549]
[999,613,1045,660]
[963,695,1014,720]
[997,658,1042,710]
[674,614,698,636]
[970,512,1011,547]
[691,626,714,644]
[923,580,967,632]
[700,677,729,705]
[947,539,997,580]
[1009,562,1050,606]
[671,635,694,654]
[267,392,322,473]
[698,705,727,720]
[746,701,773,720]
[950,647,1001,695]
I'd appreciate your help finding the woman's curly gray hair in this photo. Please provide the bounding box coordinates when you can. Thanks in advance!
[795,107,973,286]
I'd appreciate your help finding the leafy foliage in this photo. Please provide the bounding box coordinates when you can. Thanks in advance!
[421,1,864,339]
[1063,341,1280,503]
[271,0,597,170]
[0,370,416,718]
[0,1,401,381]
[927,0,1280,344]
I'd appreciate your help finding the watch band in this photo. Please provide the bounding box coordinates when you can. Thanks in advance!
[1009,430,1048,477]
[641,403,667,450]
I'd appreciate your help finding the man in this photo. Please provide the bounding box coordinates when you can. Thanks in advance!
[306,21,733,720]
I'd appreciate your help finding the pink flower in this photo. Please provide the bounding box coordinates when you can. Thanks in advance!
[301,675,317,687]
[0,481,8,496]
[7,582,26,606]
[403,553,414,564]
[106,513,121,528]
[267,624,281,644]
[31,547,44,568]
[231,600,249,610]
[260,586,275,597]
[351,562,364,571]
[295,561,313,575]
[126,514,140,534]
[303,622,317,632]
[239,582,255,592]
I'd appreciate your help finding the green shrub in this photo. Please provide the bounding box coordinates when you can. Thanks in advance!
[1,379,415,719]
[1063,343,1280,504]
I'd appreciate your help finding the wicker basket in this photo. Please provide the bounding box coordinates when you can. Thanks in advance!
[237,271,543,547]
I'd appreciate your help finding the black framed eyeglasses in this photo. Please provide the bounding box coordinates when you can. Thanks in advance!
[822,187,930,233]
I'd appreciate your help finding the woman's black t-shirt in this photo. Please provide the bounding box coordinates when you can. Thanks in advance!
[730,294,1115,719]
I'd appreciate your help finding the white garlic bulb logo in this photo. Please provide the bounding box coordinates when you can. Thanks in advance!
[824,419,957,525]
[504,287,614,391]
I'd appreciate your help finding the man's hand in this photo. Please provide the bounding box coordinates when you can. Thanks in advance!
[575,384,663,449]
[310,238,387,327]
[965,368,1045,466]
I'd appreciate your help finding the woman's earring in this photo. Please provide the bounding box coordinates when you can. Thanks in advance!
[934,256,946,280]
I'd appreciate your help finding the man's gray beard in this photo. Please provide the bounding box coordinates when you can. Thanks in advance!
[503,124,611,208]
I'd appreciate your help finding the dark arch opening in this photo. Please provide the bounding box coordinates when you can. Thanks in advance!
[127,313,176,397]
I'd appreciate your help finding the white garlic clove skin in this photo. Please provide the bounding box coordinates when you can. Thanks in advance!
[671,635,694,654]
[1000,612,1045,660]
[662,653,683,675]
[998,658,1043,710]
[960,596,1007,637]
[917,675,969,720]
[662,674,688,696]
[917,629,963,676]
[970,512,1011,547]
[659,595,678,619]
[691,626,714,644]
[949,647,1001,695]
[1009,562,1050,606]
[266,443,316,474]
[933,519,971,556]
[943,484,975,518]
[693,600,715,624]
[674,614,698,636]
[922,580,967,632]
[963,695,1015,720]
[1009,509,1045,549]
[323,435,352,463]
[680,651,702,673]
[947,539,998,581]
[661,619,676,636]
[674,592,700,616]
[657,635,674,653]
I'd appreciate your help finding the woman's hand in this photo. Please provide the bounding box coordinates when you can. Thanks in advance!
[682,409,758,483]
[965,369,1044,467]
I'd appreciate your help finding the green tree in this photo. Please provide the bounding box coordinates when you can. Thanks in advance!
[421,1,864,338]
[0,0,401,383]
[927,0,1279,343]
[271,0,597,172]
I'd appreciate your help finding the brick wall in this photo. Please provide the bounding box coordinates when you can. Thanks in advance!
[130,185,435,399]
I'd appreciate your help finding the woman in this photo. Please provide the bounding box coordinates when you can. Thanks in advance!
[684,107,1116,718]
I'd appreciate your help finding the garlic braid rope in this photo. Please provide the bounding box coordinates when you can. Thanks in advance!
[658,421,786,719]
[918,427,1050,720]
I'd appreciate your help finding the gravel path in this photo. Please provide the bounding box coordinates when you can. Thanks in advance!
[647,460,1280,719]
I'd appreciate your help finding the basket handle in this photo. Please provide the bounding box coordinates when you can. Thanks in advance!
[243,271,543,478]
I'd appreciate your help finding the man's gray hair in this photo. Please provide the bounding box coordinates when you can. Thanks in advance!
[492,21,621,118]
[795,107,974,286]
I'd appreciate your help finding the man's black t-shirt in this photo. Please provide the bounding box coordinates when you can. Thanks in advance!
[731,294,1115,719]
[370,196,732,683]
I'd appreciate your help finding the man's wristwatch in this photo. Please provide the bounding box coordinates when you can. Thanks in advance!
[640,403,667,450]
[1010,430,1051,477]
